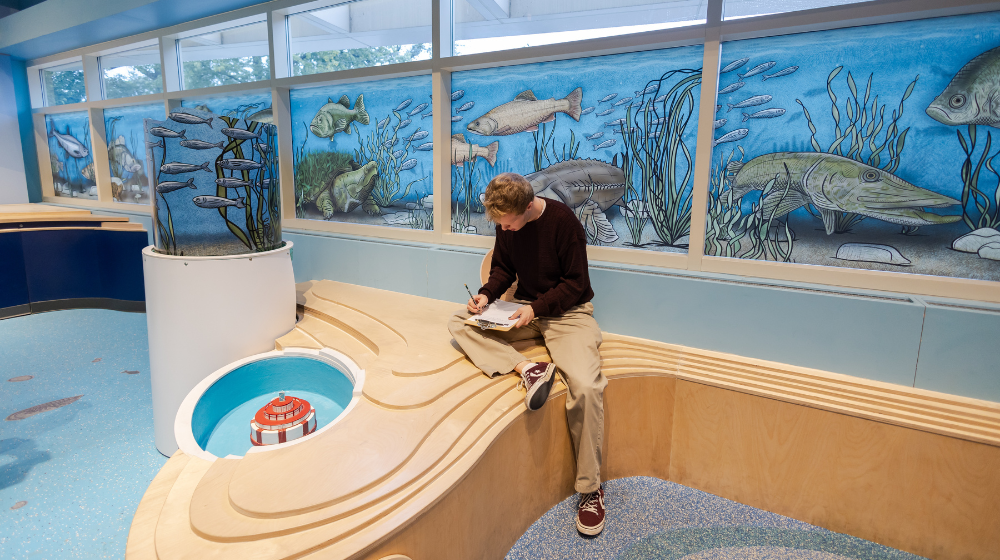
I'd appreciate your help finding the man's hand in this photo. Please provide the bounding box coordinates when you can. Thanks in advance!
[467,294,488,314]
[509,304,535,328]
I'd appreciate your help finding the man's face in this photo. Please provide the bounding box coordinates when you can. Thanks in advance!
[497,209,529,231]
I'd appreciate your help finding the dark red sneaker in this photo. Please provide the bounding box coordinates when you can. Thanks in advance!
[517,362,556,411]
[576,487,605,536]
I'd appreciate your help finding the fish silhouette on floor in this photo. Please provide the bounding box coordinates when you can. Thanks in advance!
[122,370,140,375]
[6,395,83,421]
[92,358,101,363]
[725,152,961,234]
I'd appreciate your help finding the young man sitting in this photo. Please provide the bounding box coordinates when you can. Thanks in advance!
[447,172,608,536]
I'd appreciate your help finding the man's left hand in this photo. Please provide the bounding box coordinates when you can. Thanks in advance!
[509,305,535,328]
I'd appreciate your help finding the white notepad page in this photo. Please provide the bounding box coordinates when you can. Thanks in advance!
[470,299,524,328]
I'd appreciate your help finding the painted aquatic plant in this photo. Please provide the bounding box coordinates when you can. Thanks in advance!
[150,138,178,254]
[353,112,427,211]
[619,68,701,247]
[797,66,917,233]
[294,126,355,218]
[706,146,795,261]
[531,120,580,173]
[214,115,281,251]
[106,115,145,202]
[452,151,506,233]
[956,125,1000,230]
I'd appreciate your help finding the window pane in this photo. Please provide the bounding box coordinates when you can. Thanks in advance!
[179,21,270,89]
[704,13,997,282]
[724,0,872,20]
[290,76,433,230]
[180,92,273,122]
[287,0,431,77]
[42,60,86,106]
[453,0,705,57]
[45,112,94,199]
[104,104,165,205]
[101,44,163,99]
[451,45,703,252]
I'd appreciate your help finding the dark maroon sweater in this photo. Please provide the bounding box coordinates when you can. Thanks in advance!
[479,197,594,317]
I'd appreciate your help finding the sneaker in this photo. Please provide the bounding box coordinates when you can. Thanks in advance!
[516,362,556,411]
[576,487,605,536]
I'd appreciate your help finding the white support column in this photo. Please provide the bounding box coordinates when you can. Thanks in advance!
[432,0,453,60]
[34,113,54,198]
[432,70,451,237]
[82,55,102,102]
[274,86,296,224]
[686,0,723,272]
[160,36,181,92]
[88,106,114,202]
[268,11,290,80]
[27,65,42,109]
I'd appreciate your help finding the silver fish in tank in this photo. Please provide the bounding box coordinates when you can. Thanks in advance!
[49,128,89,158]
[221,128,263,140]
[193,195,245,209]
[160,161,211,174]
[215,177,253,188]
[169,112,214,128]
[467,88,582,136]
[217,158,264,171]
[149,127,186,139]
[179,139,225,150]
[156,178,196,193]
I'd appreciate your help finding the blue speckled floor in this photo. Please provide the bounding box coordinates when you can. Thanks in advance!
[1,310,166,559]
[507,477,925,560]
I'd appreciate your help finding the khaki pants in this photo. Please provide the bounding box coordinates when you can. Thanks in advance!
[447,301,606,493]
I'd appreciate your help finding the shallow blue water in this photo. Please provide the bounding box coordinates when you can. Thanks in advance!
[0,310,166,560]
[204,390,345,458]
[191,356,354,458]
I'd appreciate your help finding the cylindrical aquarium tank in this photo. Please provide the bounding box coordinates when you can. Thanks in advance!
[144,107,281,256]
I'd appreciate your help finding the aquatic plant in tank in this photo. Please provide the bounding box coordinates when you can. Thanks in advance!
[145,107,281,256]
[449,46,703,250]
[704,12,1000,282]
[45,112,95,200]
[290,75,433,230]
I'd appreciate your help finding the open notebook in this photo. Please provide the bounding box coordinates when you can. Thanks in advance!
[465,299,524,331]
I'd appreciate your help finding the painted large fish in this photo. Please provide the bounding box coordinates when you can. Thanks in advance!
[451,134,498,166]
[466,88,582,136]
[726,152,961,234]
[310,94,370,140]
[49,128,89,158]
[109,136,142,173]
[927,45,1000,127]
[525,156,626,215]
[247,108,273,124]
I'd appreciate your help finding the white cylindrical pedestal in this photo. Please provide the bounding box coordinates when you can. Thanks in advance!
[143,243,296,456]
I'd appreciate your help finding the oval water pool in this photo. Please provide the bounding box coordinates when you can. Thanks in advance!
[190,355,355,458]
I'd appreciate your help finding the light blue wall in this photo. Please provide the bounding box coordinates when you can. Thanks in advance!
[284,229,998,402]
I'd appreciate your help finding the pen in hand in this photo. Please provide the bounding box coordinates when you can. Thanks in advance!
[464,283,484,313]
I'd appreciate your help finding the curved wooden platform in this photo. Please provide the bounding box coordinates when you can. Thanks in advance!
[127,280,1000,560]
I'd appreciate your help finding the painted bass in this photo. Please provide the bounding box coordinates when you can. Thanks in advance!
[927,45,1000,127]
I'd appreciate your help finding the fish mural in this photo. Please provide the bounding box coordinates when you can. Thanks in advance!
[451,46,703,249]
[145,107,281,256]
[310,95,370,141]
[466,88,583,136]
[46,112,95,200]
[705,11,1000,281]
[451,134,499,166]
[290,75,434,230]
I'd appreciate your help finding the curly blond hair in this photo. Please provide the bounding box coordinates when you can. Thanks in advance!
[483,172,533,221]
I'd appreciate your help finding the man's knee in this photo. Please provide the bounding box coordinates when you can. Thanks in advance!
[447,311,471,337]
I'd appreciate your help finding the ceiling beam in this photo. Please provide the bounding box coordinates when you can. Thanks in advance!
[464,0,509,20]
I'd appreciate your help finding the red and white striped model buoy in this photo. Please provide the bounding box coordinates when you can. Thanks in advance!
[250,391,317,446]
